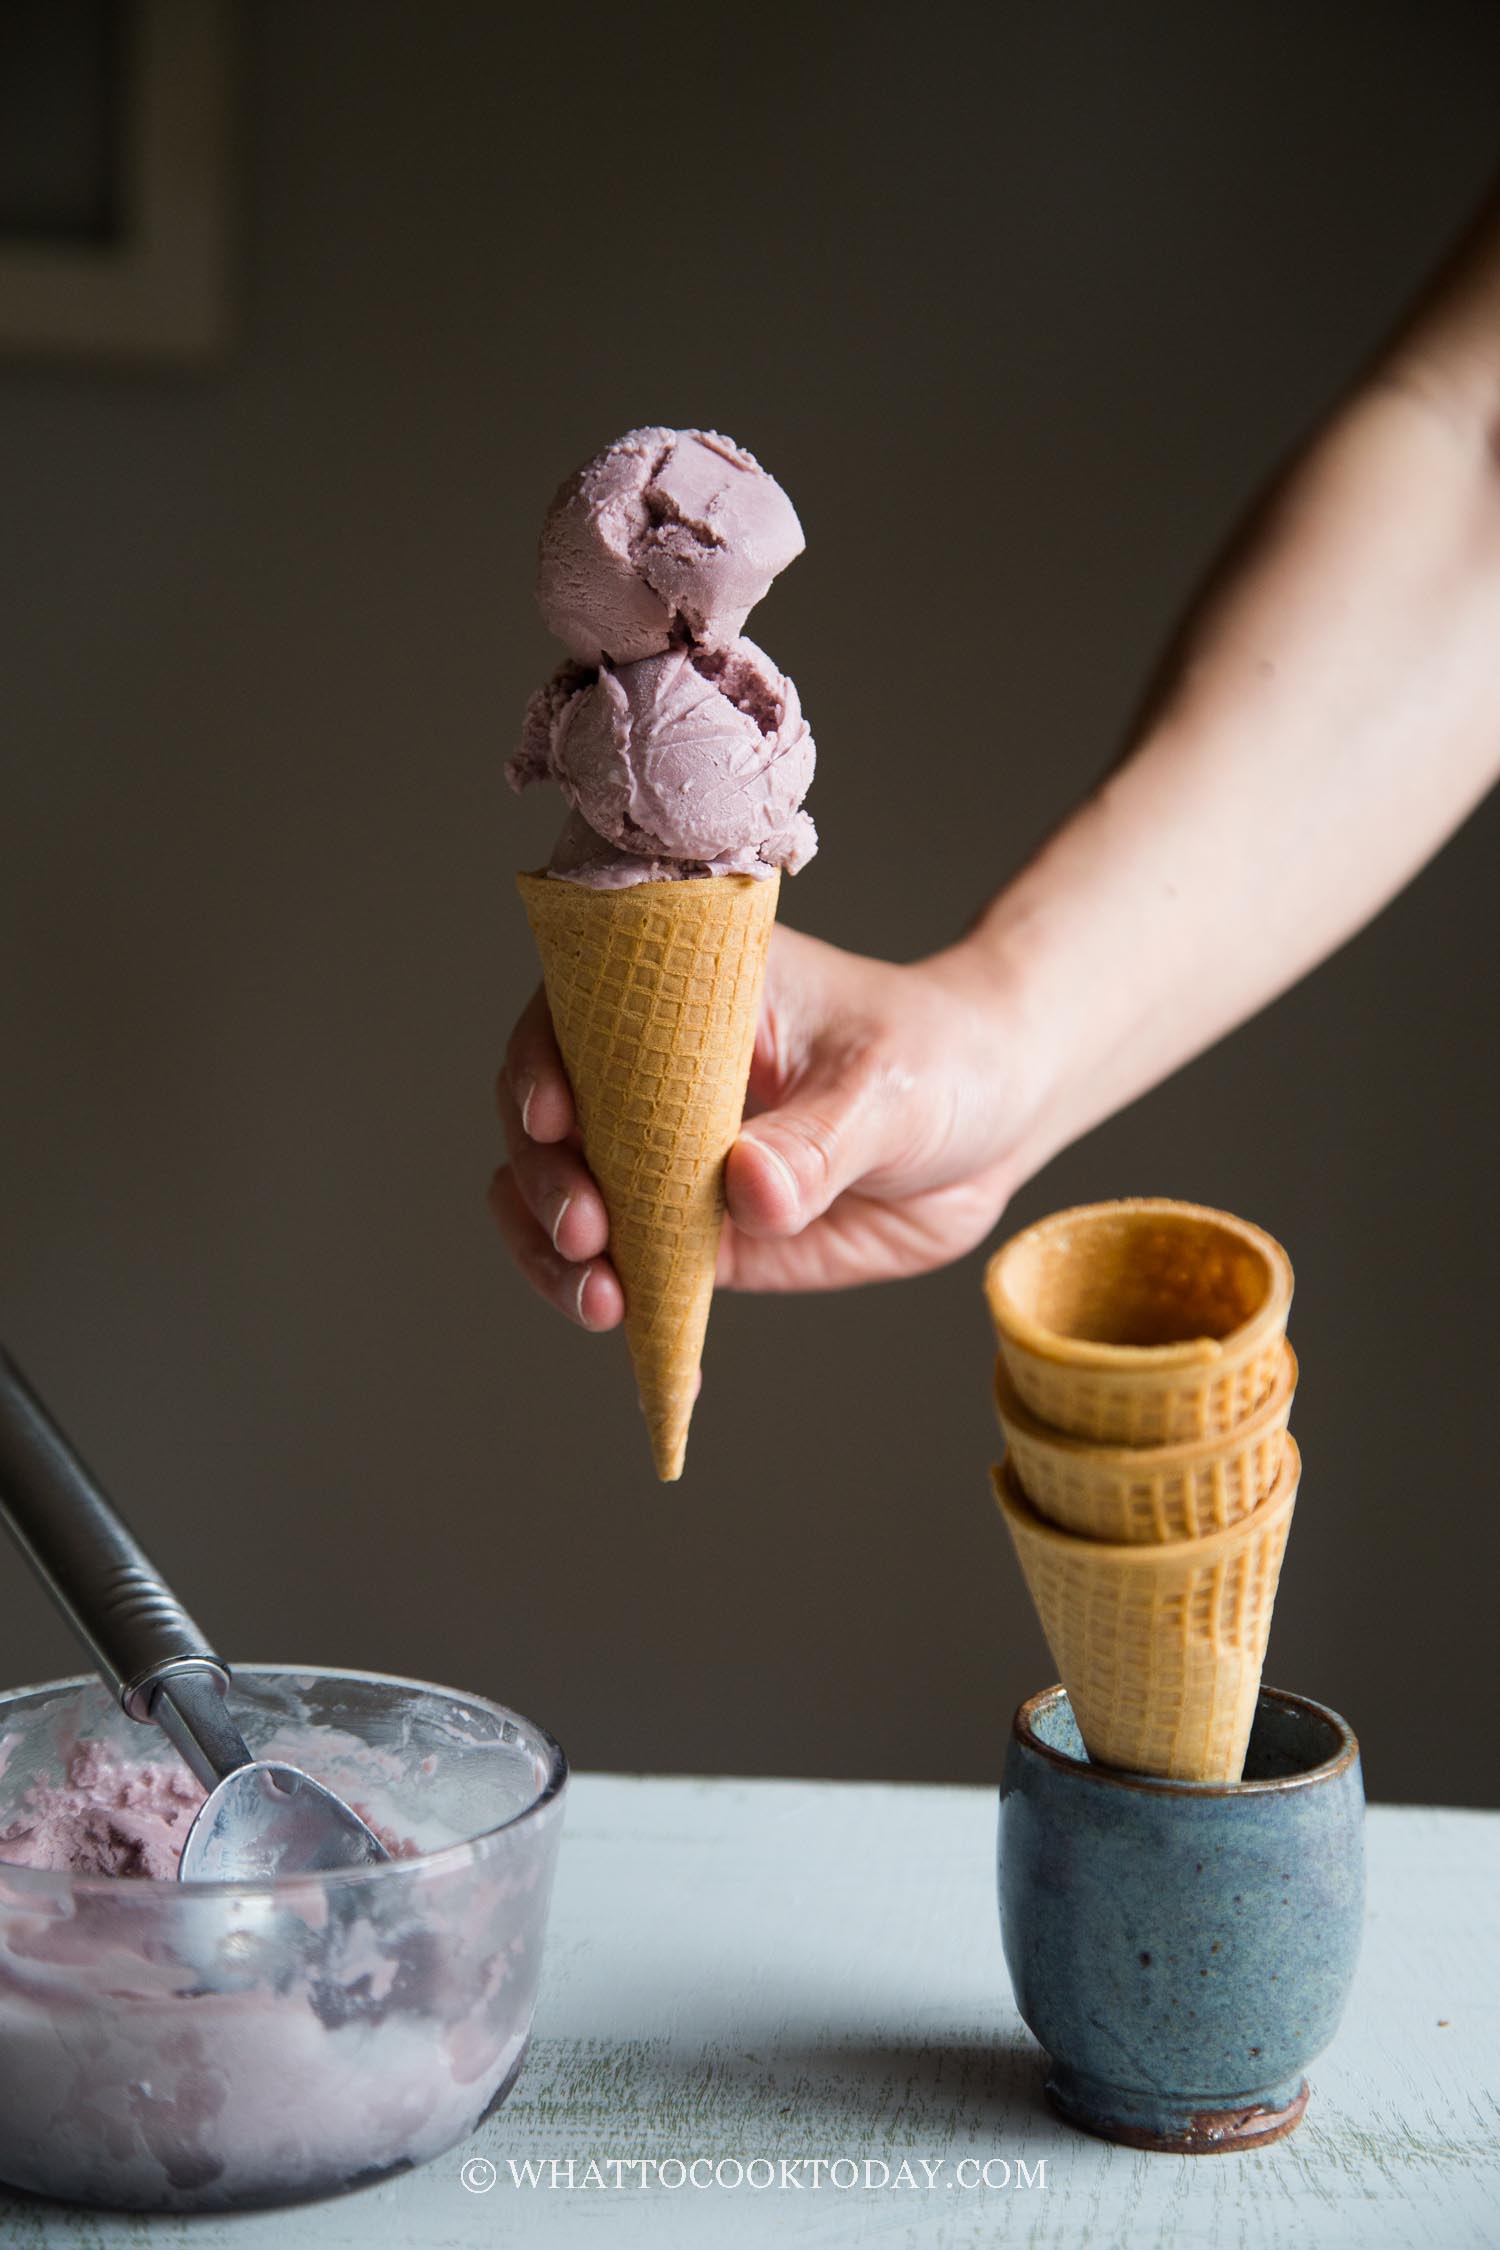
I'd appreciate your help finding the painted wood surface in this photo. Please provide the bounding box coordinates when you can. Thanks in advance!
[2,1777,1494,2248]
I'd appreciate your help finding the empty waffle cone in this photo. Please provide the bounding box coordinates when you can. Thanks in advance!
[984,1199,1293,1445]
[994,1341,1297,1542]
[994,1434,1300,1782]
[517,869,778,1483]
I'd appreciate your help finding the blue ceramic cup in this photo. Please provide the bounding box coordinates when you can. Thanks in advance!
[1000,1684,1364,2151]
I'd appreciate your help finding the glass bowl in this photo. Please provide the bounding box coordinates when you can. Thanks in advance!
[0,1666,567,2212]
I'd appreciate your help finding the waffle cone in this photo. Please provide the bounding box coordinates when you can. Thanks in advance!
[994,1342,1297,1542]
[994,1434,1300,1781]
[517,869,778,1482]
[984,1200,1293,1445]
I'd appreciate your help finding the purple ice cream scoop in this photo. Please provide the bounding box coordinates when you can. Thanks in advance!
[515,426,816,888]
[536,427,805,667]
[510,640,816,885]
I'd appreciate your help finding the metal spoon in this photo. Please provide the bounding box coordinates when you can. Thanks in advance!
[0,1348,388,1881]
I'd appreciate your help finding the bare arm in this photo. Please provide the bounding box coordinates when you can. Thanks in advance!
[495,186,1500,1320]
[954,185,1500,1185]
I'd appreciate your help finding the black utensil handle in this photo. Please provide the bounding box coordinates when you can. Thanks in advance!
[0,1349,228,1718]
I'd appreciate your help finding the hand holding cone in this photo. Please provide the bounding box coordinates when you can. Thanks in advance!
[985,1199,1298,1783]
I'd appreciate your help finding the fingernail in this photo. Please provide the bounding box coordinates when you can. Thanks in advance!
[518,1075,537,1137]
[740,1133,799,1210]
[545,1191,572,1252]
[572,1265,593,1326]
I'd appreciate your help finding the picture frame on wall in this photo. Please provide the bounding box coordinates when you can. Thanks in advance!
[0,0,235,366]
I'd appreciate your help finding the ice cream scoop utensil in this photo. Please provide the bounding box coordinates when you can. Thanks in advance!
[0,1348,388,1879]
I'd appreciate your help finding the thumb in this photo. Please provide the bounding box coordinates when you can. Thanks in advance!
[726,1059,885,1237]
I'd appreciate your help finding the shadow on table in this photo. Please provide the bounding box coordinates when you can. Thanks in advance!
[513,2025,1079,2149]
[750,2028,1066,2137]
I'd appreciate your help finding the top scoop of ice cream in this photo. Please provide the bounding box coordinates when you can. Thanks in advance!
[511,638,817,883]
[536,427,804,665]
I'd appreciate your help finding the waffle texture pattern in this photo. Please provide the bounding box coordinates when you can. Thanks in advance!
[995,1436,1300,1782]
[994,1343,1297,1542]
[517,870,778,1480]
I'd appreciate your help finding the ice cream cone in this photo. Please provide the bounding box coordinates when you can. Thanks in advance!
[984,1200,1293,1446]
[993,1434,1300,1782]
[994,1341,1297,1542]
[516,868,778,1481]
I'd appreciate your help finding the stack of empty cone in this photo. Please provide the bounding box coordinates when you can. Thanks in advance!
[985,1199,1298,1783]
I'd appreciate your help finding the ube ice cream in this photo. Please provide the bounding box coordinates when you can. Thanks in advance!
[0,1739,204,1879]
[536,425,804,665]
[0,1675,566,2211]
[511,425,816,889]
[513,639,816,885]
[0,1737,416,1879]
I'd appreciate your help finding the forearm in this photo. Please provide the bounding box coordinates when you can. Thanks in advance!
[960,198,1500,1184]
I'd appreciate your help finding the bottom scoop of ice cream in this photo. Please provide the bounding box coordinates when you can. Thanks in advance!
[543,806,814,887]
[511,638,817,886]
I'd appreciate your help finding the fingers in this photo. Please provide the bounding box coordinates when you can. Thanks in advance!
[720,1172,1006,1293]
[732,926,908,1239]
[724,1131,805,1234]
[494,986,619,1327]
[497,1077,610,1263]
[726,1050,890,1240]
[502,985,574,1145]
[742,922,836,1113]
[488,1166,624,1330]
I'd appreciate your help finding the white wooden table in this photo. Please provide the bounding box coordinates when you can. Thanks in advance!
[2,1776,1495,2248]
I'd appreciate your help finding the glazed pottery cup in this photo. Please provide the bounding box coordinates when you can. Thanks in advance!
[999,1684,1363,2151]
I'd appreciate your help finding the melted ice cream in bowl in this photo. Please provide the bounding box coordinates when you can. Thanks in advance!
[0,1666,566,2212]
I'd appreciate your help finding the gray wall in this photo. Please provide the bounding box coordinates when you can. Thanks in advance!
[2,1,1497,1805]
